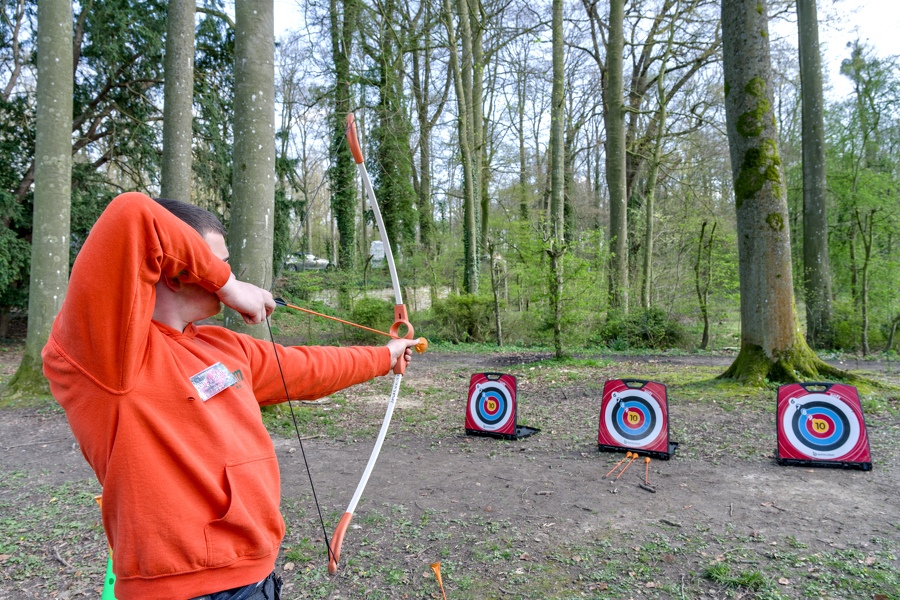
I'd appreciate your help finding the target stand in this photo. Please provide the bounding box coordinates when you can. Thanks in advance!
[776,382,872,470]
[598,379,677,460]
[466,373,539,440]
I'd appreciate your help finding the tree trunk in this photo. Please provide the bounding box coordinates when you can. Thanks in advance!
[605,0,628,312]
[548,0,566,358]
[797,0,833,348]
[855,208,874,356]
[517,52,529,220]
[161,0,195,203]
[225,0,275,338]
[641,39,670,310]
[329,0,358,271]
[443,0,478,293]
[719,0,842,384]
[7,0,73,397]
[694,221,715,350]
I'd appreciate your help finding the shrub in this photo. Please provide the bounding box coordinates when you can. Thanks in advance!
[430,294,494,343]
[348,297,394,343]
[598,307,688,350]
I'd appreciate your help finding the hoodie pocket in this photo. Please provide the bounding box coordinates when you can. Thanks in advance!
[204,455,285,567]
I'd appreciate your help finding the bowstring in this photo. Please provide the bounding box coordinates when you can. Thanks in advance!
[265,317,338,566]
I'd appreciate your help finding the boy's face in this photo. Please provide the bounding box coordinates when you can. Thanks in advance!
[176,232,230,323]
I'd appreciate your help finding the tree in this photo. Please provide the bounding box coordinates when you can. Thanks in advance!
[225,0,275,337]
[329,0,359,271]
[797,0,832,348]
[443,0,478,293]
[6,0,73,396]
[407,0,450,254]
[605,0,628,312]
[367,0,417,255]
[719,0,841,383]
[160,0,195,202]
[547,0,566,358]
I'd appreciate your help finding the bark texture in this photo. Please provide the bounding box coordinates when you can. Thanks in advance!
[226,0,275,337]
[605,0,628,312]
[797,0,833,348]
[161,0,196,203]
[7,0,73,397]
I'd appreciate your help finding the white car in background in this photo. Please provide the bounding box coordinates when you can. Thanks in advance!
[286,253,330,271]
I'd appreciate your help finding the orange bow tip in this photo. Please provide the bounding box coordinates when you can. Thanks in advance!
[430,562,447,599]
[415,337,428,354]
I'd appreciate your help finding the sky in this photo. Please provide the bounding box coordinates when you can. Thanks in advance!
[238,0,900,100]
[775,0,900,98]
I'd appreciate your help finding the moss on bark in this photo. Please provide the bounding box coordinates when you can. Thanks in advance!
[1,353,52,406]
[719,340,853,387]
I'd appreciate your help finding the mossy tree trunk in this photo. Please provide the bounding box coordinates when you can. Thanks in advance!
[225,0,275,338]
[329,0,358,272]
[6,0,73,399]
[719,0,843,385]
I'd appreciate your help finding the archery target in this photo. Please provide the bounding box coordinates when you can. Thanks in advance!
[466,373,517,436]
[776,383,871,468]
[598,379,675,458]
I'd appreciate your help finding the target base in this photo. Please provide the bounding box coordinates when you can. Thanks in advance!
[775,456,872,471]
[598,441,678,461]
[466,424,540,441]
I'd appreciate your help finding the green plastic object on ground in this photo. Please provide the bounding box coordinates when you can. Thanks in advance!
[101,555,116,599]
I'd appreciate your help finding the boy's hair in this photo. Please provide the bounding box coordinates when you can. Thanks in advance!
[154,198,227,238]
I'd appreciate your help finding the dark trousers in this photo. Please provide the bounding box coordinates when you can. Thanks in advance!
[190,571,282,600]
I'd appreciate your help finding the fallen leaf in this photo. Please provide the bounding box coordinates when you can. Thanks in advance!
[662,554,675,564]
[874,594,888,600]
[645,581,658,588]
[0,555,10,562]
[283,562,295,571]
[778,577,790,585]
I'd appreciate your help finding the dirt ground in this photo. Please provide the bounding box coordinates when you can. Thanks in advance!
[1,345,898,599]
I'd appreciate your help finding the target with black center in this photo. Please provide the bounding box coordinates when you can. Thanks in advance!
[598,379,677,459]
[465,373,539,440]
[776,383,871,470]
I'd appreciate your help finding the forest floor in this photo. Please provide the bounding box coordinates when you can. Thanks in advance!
[0,338,899,600]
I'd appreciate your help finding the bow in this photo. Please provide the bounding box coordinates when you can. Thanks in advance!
[326,112,417,574]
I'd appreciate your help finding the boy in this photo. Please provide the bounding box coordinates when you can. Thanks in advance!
[43,192,416,599]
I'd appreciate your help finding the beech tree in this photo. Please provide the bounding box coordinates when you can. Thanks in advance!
[5,0,73,396]
[797,0,832,347]
[225,0,275,336]
[719,0,841,383]
[160,0,195,202]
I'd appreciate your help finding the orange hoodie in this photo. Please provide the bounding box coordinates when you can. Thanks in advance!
[42,192,390,599]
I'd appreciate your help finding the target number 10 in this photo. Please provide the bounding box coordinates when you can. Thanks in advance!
[627,411,640,424]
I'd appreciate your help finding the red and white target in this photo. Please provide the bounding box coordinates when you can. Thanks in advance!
[776,383,871,469]
[598,379,676,459]
[466,373,517,436]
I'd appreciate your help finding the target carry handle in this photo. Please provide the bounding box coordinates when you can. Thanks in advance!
[328,512,353,575]
[346,114,365,165]
[798,382,832,392]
